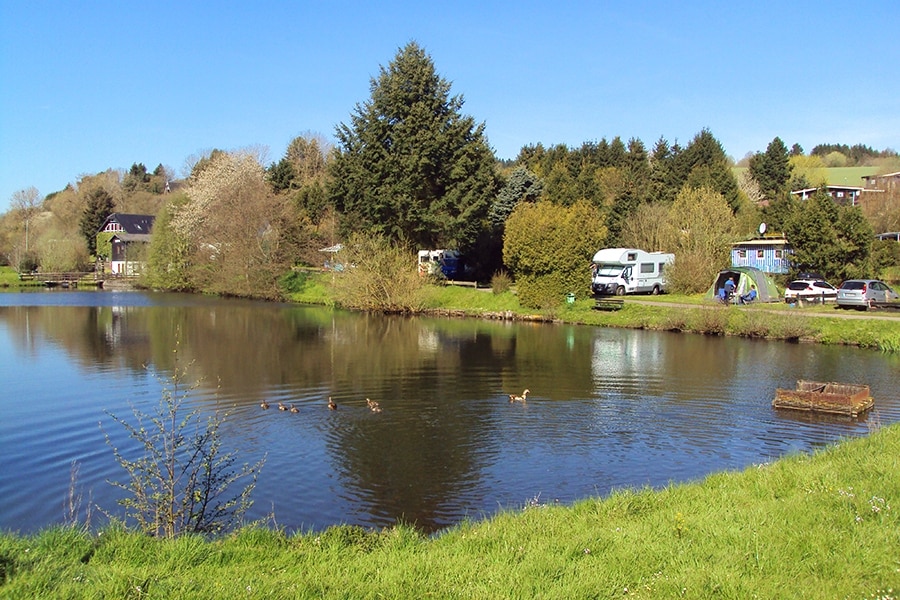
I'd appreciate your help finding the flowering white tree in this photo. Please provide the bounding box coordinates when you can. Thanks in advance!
[169,150,289,298]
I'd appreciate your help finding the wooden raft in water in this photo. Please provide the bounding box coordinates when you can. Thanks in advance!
[773,380,874,417]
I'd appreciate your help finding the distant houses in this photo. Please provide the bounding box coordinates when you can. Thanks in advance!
[97,213,155,275]
[791,185,864,206]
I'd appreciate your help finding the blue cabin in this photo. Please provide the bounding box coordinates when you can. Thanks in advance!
[730,238,791,275]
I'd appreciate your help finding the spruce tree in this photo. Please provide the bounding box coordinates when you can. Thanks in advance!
[328,42,498,252]
[80,187,114,256]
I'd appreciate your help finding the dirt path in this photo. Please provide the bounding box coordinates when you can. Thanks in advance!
[624,298,900,321]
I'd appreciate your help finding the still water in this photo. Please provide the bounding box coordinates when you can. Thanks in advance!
[1,291,898,534]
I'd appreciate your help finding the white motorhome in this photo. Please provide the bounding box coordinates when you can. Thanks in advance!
[591,248,674,296]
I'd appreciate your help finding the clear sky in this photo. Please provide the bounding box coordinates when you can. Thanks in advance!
[2,1,898,211]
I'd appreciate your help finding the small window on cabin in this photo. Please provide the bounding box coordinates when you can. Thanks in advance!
[775,250,782,259]
[757,250,764,259]
[640,263,654,274]
[836,191,844,198]
[738,250,746,259]
[627,253,637,261]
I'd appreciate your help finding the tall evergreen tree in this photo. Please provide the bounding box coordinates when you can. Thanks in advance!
[489,167,543,230]
[675,129,741,211]
[79,187,114,256]
[328,42,498,252]
[749,136,793,202]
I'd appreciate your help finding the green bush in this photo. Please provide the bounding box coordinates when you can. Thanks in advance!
[503,200,606,309]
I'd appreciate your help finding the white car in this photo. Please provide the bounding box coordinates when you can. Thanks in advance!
[784,279,838,304]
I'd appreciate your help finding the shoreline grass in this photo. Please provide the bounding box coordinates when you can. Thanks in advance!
[285,273,900,353]
[3,424,897,598]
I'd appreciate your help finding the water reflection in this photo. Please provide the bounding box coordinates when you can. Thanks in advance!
[1,291,898,534]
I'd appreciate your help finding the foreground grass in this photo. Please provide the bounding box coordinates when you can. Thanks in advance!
[2,424,898,598]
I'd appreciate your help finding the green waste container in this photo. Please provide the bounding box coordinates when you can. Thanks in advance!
[565,293,575,304]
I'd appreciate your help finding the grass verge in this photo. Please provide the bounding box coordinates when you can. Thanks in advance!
[2,424,897,598]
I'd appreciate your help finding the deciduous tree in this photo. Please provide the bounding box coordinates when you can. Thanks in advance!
[503,200,606,308]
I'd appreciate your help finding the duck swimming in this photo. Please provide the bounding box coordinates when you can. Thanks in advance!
[508,389,530,403]
[289,404,300,413]
[278,402,288,411]
[328,397,337,410]
[366,398,382,413]
[260,400,270,409]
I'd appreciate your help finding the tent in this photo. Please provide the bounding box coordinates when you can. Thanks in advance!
[705,266,780,303]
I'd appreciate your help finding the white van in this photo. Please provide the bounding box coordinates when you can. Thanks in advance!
[591,248,674,296]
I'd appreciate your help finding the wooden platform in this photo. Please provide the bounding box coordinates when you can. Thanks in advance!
[773,381,874,417]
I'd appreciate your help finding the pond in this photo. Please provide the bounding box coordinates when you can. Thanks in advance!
[1,290,898,534]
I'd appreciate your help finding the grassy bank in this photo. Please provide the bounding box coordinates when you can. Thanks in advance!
[286,272,900,353]
[2,424,897,598]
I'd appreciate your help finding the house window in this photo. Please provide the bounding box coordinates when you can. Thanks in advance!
[775,250,783,259]
[836,191,844,198]
[738,250,746,259]
[757,250,765,259]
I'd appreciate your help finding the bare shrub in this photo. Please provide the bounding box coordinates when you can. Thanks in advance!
[330,233,426,313]
[102,342,264,538]
[491,269,512,294]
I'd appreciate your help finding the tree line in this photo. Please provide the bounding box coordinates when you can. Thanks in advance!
[2,42,899,307]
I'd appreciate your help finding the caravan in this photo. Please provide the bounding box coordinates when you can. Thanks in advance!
[417,249,462,279]
[591,248,674,296]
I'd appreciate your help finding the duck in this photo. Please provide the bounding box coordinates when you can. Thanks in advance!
[508,389,530,403]
[366,398,382,413]
[260,400,270,409]
[328,397,337,411]
[289,404,300,413]
[278,402,288,411]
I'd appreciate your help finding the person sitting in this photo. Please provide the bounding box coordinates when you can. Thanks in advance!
[740,285,757,304]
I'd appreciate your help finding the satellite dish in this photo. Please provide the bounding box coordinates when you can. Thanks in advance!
[759,222,767,235]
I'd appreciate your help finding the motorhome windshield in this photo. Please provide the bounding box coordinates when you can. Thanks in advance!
[595,265,624,277]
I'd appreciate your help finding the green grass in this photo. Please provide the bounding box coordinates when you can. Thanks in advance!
[0,265,23,287]
[3,424,898,598]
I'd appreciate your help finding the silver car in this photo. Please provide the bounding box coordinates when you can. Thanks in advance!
[836,279,900,310]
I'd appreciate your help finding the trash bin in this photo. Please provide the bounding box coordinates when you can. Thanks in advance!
[565,293,575,304]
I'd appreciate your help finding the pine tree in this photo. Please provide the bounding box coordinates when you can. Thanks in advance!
[80,187,114,256]
[328,42,498,252]
[749,137,793,202]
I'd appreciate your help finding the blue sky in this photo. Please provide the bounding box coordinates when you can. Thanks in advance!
[1,1,898,211]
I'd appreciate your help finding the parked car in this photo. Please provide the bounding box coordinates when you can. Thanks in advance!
[836,279,900,310]
[784,279,838,304]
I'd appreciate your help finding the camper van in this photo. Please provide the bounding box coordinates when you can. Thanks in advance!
[591,248,674,296]
[417,249,462,279]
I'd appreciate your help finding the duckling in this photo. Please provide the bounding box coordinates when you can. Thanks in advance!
[289,404,300,413]
[260,400,270,409]
[278,402,287,411]
[328,397,337,411]
[366,398,382,413]
[508,389,530,403]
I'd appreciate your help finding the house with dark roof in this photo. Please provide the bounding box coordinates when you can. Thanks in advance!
[791,185,864,206]
[97,213,155,275]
